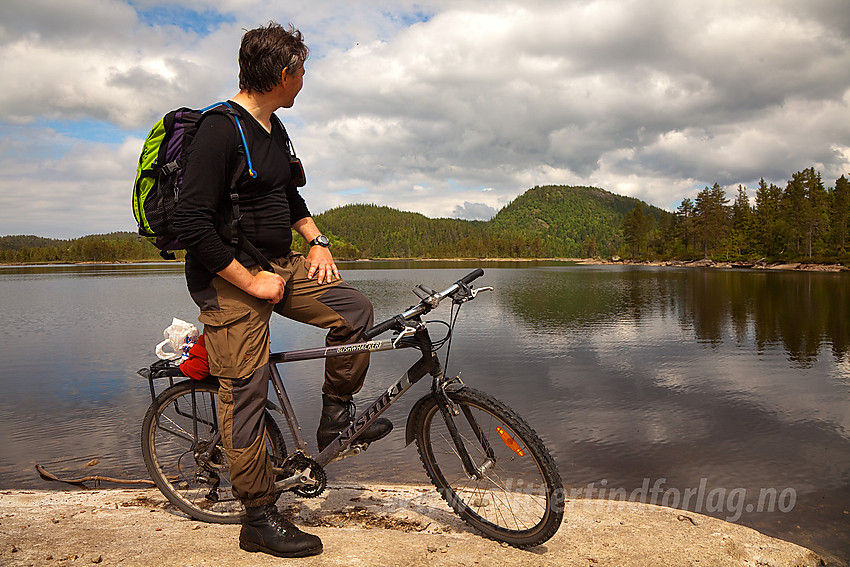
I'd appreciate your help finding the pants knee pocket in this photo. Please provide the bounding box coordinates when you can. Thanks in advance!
[198,307,267,378]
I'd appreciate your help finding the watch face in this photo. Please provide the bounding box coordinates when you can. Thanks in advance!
[313,235,330,247]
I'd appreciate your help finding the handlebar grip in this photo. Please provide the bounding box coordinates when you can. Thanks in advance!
[459,268,484,285]
[363,317,400,340]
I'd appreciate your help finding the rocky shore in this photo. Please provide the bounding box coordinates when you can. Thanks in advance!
[581,257,848,272]
[0,485,825,566]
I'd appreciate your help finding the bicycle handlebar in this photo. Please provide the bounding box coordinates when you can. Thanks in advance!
[362,269,485,340]
[362,316,403,340]
[459,268,484,285]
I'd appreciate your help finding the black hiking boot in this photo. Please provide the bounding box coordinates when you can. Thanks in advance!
[239,503,322,558]
[316,394,393,451]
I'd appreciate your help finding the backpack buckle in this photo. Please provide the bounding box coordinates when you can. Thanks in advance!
[161,161,179,176]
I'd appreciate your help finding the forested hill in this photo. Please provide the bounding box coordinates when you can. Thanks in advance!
[0,232,167,263]
[306,185,666,259]
[1,185,663,263]
[489,185,669,258]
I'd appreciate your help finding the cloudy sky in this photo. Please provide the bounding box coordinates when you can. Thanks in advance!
[1,0,848,239]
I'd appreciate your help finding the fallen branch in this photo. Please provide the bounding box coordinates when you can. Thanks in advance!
[35,464,155,487]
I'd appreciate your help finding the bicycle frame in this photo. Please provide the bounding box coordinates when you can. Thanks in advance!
[176,314,470,495]
[267,323,443,471]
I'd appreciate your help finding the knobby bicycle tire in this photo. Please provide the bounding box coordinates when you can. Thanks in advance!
[413,387,564,548]
[141,378,287,524]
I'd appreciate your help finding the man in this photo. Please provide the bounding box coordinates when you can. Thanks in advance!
[173,22,392,558]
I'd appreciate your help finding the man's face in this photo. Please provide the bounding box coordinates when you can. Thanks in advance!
[280,64,305,108]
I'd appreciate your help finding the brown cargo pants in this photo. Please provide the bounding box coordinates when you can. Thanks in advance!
[189,252,373,506]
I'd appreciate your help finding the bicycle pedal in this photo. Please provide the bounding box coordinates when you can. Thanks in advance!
[335,442,369,460]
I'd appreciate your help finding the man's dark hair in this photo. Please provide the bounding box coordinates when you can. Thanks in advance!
[238,22,309,93]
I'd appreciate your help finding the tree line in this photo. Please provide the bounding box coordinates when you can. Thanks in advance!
[0,233,171,264]
[622,168,850,263]
[4,170,849,264]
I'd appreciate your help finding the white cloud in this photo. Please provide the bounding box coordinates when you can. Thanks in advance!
[1,0,848,238]
[453,202,498,221]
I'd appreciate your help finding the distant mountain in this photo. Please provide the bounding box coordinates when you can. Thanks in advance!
[488,185,671,257]
[308,185,671,259]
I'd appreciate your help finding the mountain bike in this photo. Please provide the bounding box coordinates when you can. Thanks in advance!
[138,269,564,548]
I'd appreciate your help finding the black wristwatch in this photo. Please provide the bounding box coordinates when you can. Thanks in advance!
[309,234,330,248]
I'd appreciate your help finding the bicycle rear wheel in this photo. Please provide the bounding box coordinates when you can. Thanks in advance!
[141,378,287,523]
[412,387,564,548]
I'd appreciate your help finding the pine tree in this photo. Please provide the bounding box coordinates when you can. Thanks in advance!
[694,183,729,258]
[623,203,650,258]
[754,178,784,257]
[676,198,695,254]
[832,175,850,251]
[784,168,829,257]
[728,185,752,257]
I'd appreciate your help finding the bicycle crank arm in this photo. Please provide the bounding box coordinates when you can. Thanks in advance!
[273,466,320,491]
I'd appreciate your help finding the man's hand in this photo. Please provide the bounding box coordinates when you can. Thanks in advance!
[306,245,340,284]
[246,270,287,303]
[218,259,285,303]
[292,217,340,284]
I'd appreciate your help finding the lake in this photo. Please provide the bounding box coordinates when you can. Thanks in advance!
[0,261,848,563]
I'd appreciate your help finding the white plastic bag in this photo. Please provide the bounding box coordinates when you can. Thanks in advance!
[155,317,200,360]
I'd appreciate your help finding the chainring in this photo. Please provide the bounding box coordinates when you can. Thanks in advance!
[281,455,327,498]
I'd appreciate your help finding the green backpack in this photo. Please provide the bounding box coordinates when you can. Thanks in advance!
[132,101,270,269]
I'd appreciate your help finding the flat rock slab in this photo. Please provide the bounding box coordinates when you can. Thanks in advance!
[0,485,824,566]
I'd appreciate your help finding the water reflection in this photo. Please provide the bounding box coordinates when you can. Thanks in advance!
[503,266,850,368]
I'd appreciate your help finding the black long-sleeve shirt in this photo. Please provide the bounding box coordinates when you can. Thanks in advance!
[173,101,310,291]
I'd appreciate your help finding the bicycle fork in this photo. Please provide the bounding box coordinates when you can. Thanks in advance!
[433,384,497,480]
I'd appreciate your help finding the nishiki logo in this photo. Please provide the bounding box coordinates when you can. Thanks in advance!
[337,378,408,446]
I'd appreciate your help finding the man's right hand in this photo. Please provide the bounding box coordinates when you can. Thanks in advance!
[247,270,286,303]
[218,259,285,303]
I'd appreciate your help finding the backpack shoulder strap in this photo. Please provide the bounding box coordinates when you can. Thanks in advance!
[201,102,273,273]
[201,102,258,179]
[270,113,297,158]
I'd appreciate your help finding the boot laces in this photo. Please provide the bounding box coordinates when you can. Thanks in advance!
[344,400,356,424]
[262,505,292,534]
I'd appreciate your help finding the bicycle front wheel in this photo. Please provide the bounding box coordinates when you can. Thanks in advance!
[413,387,564,548]
[141,378,287,523]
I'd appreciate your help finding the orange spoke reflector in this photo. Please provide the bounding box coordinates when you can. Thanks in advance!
[496,426,525,456]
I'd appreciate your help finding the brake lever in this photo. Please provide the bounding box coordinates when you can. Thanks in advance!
[393,322,422,348]
[452,284,494,304]
[472,286,494,298]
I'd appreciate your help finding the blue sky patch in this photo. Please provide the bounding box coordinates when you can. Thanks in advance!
[0,119,138,164]
[383,8,433,27]
[337,187,368,196]
[44,118,143,144]
[132,3,234,36]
